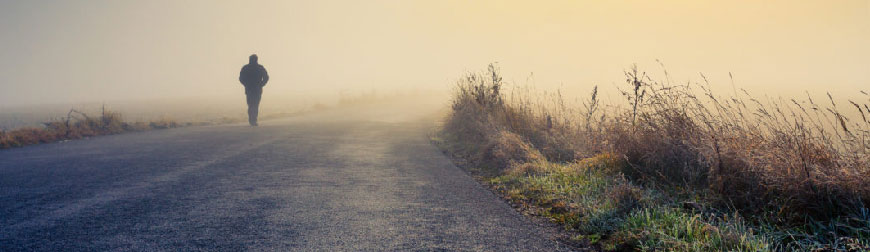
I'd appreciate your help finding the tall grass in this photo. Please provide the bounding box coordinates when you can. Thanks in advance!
[439,64,869,250]
[615,66,868,223]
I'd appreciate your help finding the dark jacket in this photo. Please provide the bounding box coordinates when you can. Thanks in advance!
[239,64,269,89]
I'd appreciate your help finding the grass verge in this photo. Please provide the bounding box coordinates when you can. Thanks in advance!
[0,108,182,149]
[435,64,869,251]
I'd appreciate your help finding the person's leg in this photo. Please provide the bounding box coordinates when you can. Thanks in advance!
[251,93,260,126]
[246,89,262,126]
[246,92,255,126]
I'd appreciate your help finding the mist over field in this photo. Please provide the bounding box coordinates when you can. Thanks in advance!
[0,95,301,129]
[0,90,434,129]
[1,0,867,112]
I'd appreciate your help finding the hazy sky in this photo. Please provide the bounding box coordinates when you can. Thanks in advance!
[1,0,868,106]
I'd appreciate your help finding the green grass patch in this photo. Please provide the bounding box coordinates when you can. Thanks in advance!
[617,207,769,251]
[480,154,779,251]
[469,151,869,251]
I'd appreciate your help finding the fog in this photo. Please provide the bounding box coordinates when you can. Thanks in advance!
[1,1,868,118]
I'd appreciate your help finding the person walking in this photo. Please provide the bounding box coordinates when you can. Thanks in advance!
[238,54,269,126]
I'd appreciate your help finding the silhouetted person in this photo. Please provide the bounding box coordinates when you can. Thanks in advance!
[239,54,269,126]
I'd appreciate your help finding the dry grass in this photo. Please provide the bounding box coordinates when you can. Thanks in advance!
[0,108,179,149]
[439,63,869,250]
[613,66,869,223]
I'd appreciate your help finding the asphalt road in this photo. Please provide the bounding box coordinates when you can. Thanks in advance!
[0,99,572,251]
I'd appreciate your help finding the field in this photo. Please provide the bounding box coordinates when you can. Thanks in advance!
[0,91,433,149]
[435,64,870,251]
[0,96,309,149]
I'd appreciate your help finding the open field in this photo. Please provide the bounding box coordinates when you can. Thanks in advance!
[0,97,288,149]
[435,64,870,251]
[0,95,314,130]
[0,91,437,149]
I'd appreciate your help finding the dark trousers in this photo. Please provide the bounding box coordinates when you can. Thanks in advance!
[245,87,263,126]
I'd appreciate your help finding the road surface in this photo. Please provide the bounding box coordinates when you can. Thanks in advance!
[0,99,572,251]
